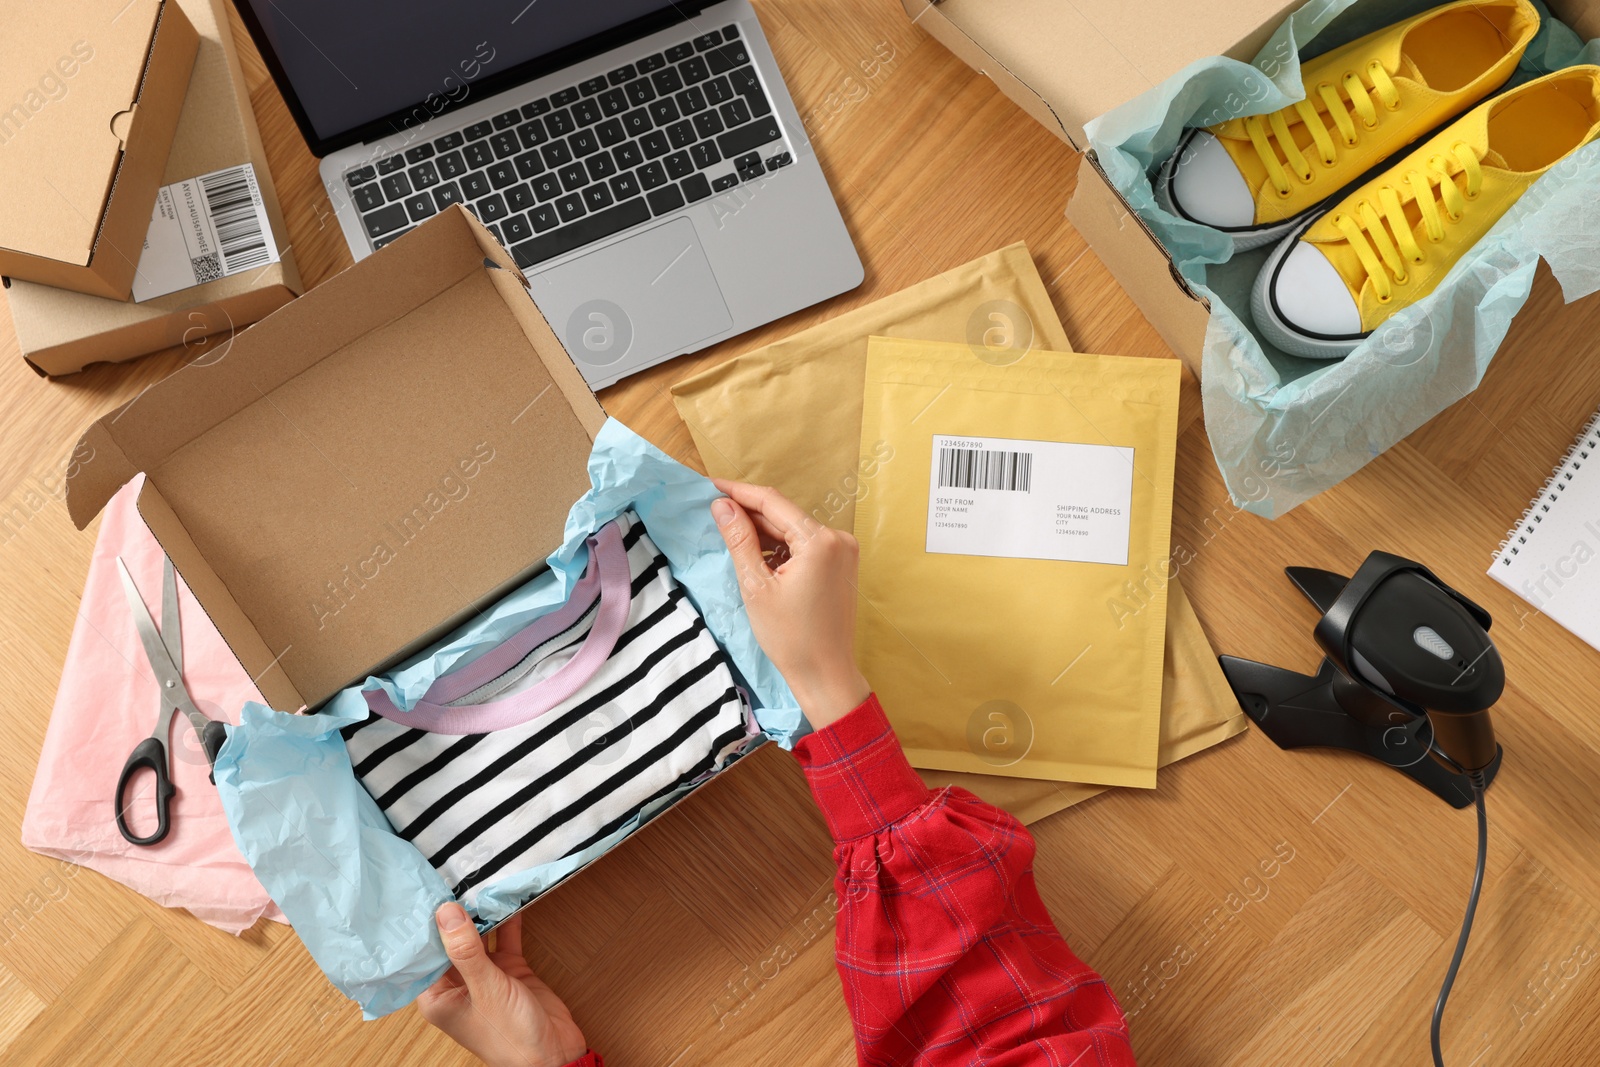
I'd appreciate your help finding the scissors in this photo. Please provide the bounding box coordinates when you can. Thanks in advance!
[114,555,229,846]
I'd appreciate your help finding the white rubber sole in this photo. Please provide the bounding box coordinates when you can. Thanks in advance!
[1251,218,1369,360]
[1154,131,1306,253]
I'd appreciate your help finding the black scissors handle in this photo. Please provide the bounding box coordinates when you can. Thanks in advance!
[115,736,175,846]
[202,720,228,781]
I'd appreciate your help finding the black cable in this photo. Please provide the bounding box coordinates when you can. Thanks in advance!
[1431,772,1488,1067]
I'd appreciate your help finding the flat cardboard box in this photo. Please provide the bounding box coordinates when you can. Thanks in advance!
[5,0,302,377]
[65,206,605,713]
[910,0,1600,371]
[0,0,199,299]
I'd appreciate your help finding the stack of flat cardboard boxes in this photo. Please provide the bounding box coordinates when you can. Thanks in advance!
[2,0,301,376]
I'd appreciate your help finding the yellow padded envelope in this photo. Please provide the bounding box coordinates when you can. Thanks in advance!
[855,337,1179,787]
[923,576,1243,821]
[670,245,1246,818]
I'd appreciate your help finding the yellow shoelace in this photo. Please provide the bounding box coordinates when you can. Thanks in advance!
[1246,60,1402,197]
[1332,143,1483,302]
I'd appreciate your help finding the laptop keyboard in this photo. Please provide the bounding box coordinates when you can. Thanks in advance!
[344,24,791,269]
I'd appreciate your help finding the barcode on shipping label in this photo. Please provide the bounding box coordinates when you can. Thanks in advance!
[132,164,281,302]
[937,446,1033,493]
[927,434,1135,564]
[198,168,272,273]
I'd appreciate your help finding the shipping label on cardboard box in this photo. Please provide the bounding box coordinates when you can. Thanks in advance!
[132,163,281,302]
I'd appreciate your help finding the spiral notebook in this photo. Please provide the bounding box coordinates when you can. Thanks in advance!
[1490,408,1600,649]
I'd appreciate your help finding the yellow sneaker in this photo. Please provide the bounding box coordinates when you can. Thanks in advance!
[1157,0,1539,249]
[1253,66,1600,358]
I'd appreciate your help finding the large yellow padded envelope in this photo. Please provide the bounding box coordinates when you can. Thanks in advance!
[670,246,1247,818]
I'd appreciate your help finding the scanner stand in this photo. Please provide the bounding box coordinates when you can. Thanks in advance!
[1217,654,1501,809]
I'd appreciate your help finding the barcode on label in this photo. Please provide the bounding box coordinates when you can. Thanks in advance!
[937,447,1033,493]
[199,168,270,273]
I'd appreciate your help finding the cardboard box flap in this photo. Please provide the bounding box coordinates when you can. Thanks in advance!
[913,0,1299,148]
[66,207,607,710]
[68,209,503,518]
[0,0,169,265]
[66,413,144,530]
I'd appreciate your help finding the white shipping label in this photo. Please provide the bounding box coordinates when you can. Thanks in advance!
[926,434,1135,565]
[132,164,281,302]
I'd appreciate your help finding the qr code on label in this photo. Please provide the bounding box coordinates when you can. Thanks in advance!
[190,253,222,284]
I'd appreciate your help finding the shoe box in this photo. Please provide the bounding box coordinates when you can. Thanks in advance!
[0,0,199,300]
[5,0,303,376]
[906,0,1600,374]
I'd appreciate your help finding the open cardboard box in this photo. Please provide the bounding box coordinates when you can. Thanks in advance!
[5,0,302,376]
[910,0,1600,372]
[0,0,199,299]
[65,206,794,1000]
[65,206,606,714]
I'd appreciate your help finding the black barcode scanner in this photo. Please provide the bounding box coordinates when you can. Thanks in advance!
[1222,552,1504,1067]
[1311,553,1502,774]
[1220,550,1503,805]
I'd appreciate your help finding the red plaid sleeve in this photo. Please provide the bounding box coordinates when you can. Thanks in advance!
[794,694,1136,1066]
[563,1051,603,1066]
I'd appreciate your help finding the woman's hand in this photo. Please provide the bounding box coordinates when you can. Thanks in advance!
[417,903,588,1067]
[711,479,870,729]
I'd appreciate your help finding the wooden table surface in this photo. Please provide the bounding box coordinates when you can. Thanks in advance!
[4,3,1600,1065]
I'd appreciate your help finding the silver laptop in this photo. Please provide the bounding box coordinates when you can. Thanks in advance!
[233,0,862,387]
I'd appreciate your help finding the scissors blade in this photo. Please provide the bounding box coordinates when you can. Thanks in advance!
[161,556,182,676]
[118,558,191,737]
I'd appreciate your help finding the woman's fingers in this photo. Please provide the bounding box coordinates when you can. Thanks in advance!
[712,486,821,562]
[712,497,773,591]
[416,963,468,1028]
[746,508,794,550]
[435,902,501,996]
[426,965,466,994]
[711,480,816,541]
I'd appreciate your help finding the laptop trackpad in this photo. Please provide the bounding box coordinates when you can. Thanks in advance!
[527,218,732,381]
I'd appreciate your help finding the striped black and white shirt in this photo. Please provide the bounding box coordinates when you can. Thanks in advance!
[342,512,750,905]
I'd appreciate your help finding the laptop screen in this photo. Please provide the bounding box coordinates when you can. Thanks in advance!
[236,0,681,152]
